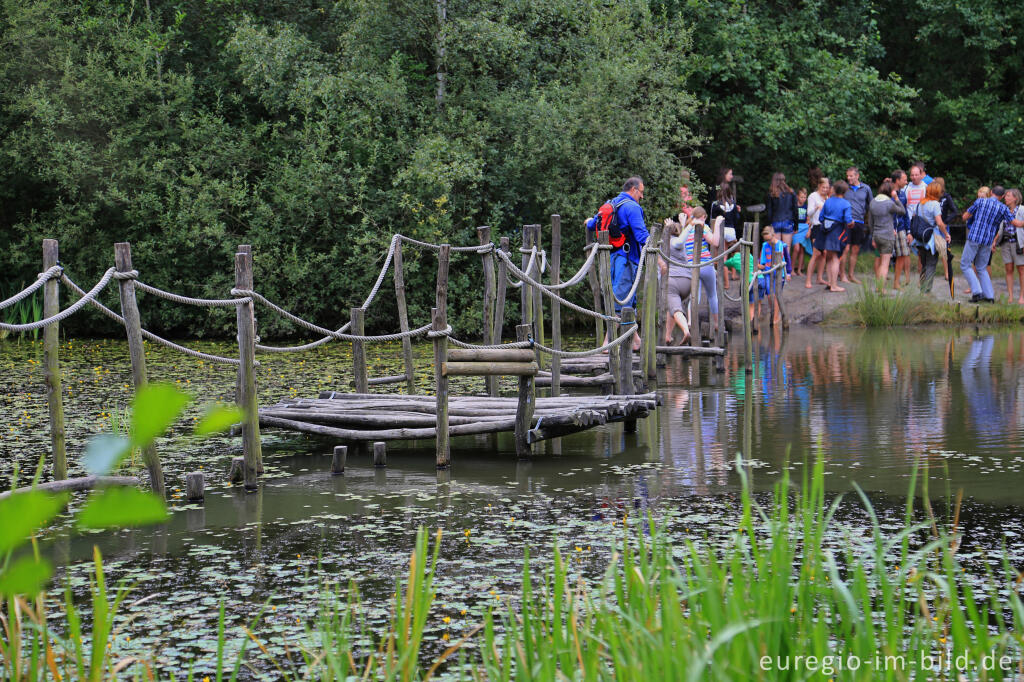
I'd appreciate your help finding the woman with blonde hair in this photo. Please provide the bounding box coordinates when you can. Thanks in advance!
[662,207,723,342]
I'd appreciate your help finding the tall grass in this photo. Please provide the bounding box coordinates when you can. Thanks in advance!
[838,286,1024,327]
[0,287,43,340]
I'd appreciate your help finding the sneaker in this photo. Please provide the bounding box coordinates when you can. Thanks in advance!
[969,294,983,303]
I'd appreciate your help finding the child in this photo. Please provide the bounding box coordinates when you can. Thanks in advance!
[792,187,811,276]
[757,225,792,324]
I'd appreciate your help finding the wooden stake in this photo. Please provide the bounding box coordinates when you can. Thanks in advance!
[235,251,262,490]
[434,244,451,469]
[351,307,368,394]
[42,239,67,481]
[331,445,347,475]
[742,222,754,372]
[713,227,726,372]
[596,232,622,393]
[393,239,416,394]
[550,215,562,396]
[491,237,510,397]
[619,307,637,412]
[114,242,166,497]
[751,221,762,337]
[514,324,534,458]
[658,227,671,345]
[477,226,497,396]
[585,228,604,346]
[185,472,205,501]
[530,224,545,369]
[373,441,387,467]
[520,225,534,326]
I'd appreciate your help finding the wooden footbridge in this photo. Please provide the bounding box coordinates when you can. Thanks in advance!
[3,217,774,497]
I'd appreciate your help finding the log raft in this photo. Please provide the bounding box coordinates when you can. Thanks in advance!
[258,392,659,445]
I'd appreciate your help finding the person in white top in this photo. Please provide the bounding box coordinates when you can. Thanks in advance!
[804,176,830,289]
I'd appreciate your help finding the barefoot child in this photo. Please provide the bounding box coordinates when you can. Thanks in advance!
[757,225,792,324]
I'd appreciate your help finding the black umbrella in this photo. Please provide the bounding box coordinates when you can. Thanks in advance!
[946,243,956,300]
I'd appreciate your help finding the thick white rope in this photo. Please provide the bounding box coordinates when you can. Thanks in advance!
[494,249,619,322]
[0,268,116,332]
[133,279,247,307]
[0,265,63,310]
[60,274,242,365]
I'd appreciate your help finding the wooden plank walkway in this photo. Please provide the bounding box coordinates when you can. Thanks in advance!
[258,392,659,444]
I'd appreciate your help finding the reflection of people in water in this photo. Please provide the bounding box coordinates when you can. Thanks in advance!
[961,335,999,443]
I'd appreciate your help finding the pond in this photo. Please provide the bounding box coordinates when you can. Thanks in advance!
[2,327,1023,677]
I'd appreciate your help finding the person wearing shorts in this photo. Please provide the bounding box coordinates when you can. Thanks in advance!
[867,177,905,291]
[816,180,853,292]
[998,188,1024,303]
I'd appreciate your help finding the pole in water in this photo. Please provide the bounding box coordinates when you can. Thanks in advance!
[332,446,347,475]
[373,441,387,467]
[513,324,535,458]
[185,472,205,502]
[42,239,67,481]
[234,250,262,490]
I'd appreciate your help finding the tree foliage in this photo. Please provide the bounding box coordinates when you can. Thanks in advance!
[0,0,1020,337]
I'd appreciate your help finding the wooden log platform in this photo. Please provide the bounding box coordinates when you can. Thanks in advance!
[257,392,659,444]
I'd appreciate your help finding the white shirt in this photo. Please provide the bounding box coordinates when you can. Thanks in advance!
[807,191,827,226]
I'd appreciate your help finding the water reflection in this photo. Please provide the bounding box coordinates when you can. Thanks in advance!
[660,327,1024,504]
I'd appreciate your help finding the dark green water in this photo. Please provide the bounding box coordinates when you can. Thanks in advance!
[2,328,1023,677]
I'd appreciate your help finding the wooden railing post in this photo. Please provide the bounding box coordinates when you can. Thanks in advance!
[477,226,497,396]
[514,324,534,458]
[235,250,262,490]
[741,222,755,372]
[520,225,534,326]
[114,242,166,497]
[530,224,545,369]
[42,239,67,481]
[351,307,368,393]
[490,237,510,397]
[772,244,788,329]
[751,223,762,337]
[550,215,562,397]
[620,308,638,431]
[392,239,416,394]
[640,223,662,380]
[585,229,604,347]
[713,228,726,372]
[658,228,671,345]
[596,232,622,393]
[433,245,451,468]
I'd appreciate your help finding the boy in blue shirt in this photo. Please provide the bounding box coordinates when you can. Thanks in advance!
[813,180,853,292]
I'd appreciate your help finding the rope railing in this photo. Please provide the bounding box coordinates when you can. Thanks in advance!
[397,234,493,254]
[60,274,243,365]
[546,243,599,290]
[0,268,116,332]
[654,239,747,269]
[494,249,620,323]
[0,265,64,310]
[533,325,636,358]
[134,279,248,307]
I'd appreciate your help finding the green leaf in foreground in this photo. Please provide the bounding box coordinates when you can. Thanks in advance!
[130,383,191,447]
[0,555,54,596]
[0,491,69,554]
[82,433,132,476]
[77,488,169,529]
[194,404,244,436]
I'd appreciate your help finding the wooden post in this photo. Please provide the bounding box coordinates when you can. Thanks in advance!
[596,231,622,392]
[774,244,789,329]
[751,222,762,337]
[520,225,534,326]
[351,307,368,393]
[491,237,510,397]
[713,228,726,372]
[530,225,545,369]
[550,215,562,397]
[331,445,347,475]
[742,223,754,373]
[42,240,67,481]
[514,324,534,458]
[585,229,604,346]
[640,223,662,380]
[228,456,245,483]
[433,245,451,469]
[373,441,387,467]
[477,226,497,396]
[185,472,205,501]
[392,239,416,394]
[235,245,252,405]
[114,242,166,497]
[619,307,636,393]
[235,251,262,490]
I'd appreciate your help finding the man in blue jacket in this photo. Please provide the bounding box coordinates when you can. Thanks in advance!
[841,166,872,285]
[586,176,649,350]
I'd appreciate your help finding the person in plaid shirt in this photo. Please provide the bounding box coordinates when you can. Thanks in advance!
[961,185,1014,302]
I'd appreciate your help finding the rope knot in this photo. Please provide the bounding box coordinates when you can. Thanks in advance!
[426,325,453,339]
[112,269,139,280]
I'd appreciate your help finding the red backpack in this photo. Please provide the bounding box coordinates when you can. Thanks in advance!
[593,198,629,249]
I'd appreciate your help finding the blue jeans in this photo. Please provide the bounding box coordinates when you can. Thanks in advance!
[961,239,994,299]
[610,250,638,311]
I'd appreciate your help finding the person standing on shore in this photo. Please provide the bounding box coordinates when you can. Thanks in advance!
[793,187,811,276]
[998,188,1024,303]
[711,169,741,288]
[765,172,799,251]
[891,170,913,289]
[961,184,1014,303]
[841,167,872,284]
[867,177,905,291]
[816,180,853,292]
[804,176,831,289]
[915,182,951,294]
[907,163,929,276]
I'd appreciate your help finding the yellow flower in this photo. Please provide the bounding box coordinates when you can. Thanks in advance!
[442,616,450,624]
[442,633,449,641]
[460,609,467,616]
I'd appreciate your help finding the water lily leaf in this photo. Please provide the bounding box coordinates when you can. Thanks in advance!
[82,433,132,476]
[195,404,244,436]
[77,488,169,529]
[0,491,69,554]
[0,555,53,596]
[131,383,191,447]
